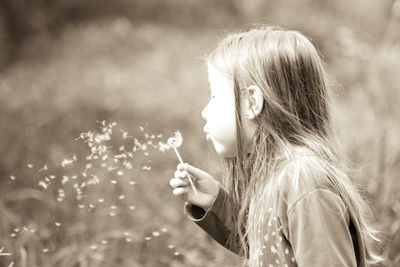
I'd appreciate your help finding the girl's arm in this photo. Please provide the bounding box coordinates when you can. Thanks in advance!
[184,186,242,255]
[286,188,360,266]
[171,163,243,255]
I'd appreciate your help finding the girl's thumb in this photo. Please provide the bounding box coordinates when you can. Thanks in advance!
[183,163,210,180]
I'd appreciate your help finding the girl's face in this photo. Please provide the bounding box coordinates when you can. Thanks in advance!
[202,63,237,157]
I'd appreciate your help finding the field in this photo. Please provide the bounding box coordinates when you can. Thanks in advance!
[0,1,399,266]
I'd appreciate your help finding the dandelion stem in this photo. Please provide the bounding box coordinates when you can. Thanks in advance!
[172,146,198,195]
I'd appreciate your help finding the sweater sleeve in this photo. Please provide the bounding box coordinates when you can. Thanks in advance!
[287,188,357,267]
[184,187,241,254]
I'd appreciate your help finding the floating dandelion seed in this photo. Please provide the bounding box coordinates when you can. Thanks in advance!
[98,198,105,203]
[168,244,175,249]
[125,237,132,242]
[129,180,136,186]
[161,228,168,233]
[110,180,117,185]
[117,170,124,176]
[42,248,49,253]
[144,236,151,241]
[173,251,180,256]
[129,205,136,210]
[90,245,97,250]
[118,195,125,200]
[101,240,108,245]
[152,231,160,237]
[38,165,48,172]
[9,175,15,180]
[27,163,34,168]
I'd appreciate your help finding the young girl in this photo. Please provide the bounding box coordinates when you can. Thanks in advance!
[169,26,381,266]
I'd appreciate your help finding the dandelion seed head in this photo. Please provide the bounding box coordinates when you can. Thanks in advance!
[167,130,183,148]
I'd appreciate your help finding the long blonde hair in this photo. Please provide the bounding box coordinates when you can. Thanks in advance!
[208,26,381,266]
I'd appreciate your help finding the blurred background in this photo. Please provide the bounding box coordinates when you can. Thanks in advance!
[0,0,399,266]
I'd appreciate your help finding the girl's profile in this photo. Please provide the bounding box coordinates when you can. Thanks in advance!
[169,26,381,267]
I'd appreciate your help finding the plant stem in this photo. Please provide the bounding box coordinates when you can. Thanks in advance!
[172,146,198,195]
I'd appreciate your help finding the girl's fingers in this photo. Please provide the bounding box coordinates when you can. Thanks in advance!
[169,178,188,188]
[174,170,188,179]
[173,187,189,196]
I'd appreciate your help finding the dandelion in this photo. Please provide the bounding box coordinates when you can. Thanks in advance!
[167,130,197,194]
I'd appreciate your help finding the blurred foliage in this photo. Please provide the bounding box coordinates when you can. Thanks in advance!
[0,0,399,266]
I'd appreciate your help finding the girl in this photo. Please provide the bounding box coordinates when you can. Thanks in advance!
[169,26,381,266]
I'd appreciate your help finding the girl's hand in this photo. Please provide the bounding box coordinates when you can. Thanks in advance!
[169,163,220,211]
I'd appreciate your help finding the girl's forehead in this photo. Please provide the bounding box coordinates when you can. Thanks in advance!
[207,63,233,89]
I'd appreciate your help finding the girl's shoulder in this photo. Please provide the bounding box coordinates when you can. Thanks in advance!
[276,147,338,208]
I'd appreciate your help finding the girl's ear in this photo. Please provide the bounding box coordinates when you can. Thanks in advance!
[245,85,264,119]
